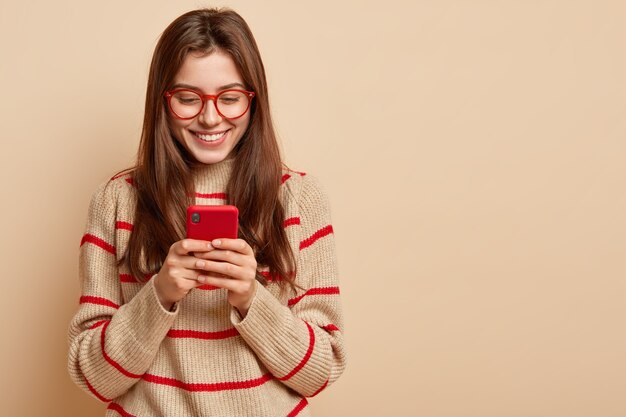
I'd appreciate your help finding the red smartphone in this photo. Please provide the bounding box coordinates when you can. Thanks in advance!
[186,205,239,241]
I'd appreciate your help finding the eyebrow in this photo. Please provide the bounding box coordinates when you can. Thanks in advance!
[170,82,247,91]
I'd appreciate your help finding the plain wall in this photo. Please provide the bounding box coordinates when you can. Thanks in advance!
[1,0,625,416]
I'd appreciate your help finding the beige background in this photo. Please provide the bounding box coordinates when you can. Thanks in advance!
[1,0,625,416]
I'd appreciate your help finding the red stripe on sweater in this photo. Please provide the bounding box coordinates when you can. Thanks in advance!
[309,379,329,397]
[119,274,137,283]
[167,328,239,340]
[259,270,279,282]
[142,372,273,392]
[197,284,221,290]
[90,320,109,330]
[322,324,340,332]
[80,234,115,255]
[283,217,301,227]
[282,171,306,184]
[286,398,309,417]
[278,322,315,381]
[125,178,134,186]
[108,402,137,417]
[195,192,228,199]
[80,296,120,309]
[299,225,333,250]
[101,321,142,379]
[115,221,133,231]
[257,270,296,282]
[288,287,340,307]
[261,270,278,282]
[85,377,111,403]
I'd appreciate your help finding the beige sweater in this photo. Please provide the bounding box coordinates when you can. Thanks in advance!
[68,158,346,416]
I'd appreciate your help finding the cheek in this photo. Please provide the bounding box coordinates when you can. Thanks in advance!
[231,117,251,147]
[235,114,252,134]
[167,118,189,142]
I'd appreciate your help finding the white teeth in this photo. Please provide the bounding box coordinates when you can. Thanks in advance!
[195,131,225,142]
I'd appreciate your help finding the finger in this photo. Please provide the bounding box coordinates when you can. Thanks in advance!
[164,253,215,272]
[191,251,214,261]
[189,258,239,279]
[181,274,202,282]
[197,275,247,292]
[207,272,228,279]
[210,238,253,255]
[171,239,214,256]
[185,271,226,285]
[197,259,253,281]
[166,265,204,283]
[196,249,250,267]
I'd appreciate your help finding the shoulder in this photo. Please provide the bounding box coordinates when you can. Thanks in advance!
[110,169,136,188]
[88,170,136,214]
[280,166,332,217]
[280,165,307,186]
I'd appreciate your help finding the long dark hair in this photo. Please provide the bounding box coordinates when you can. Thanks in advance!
[117,8,296,292]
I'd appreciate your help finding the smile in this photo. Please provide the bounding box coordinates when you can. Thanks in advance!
[193,130,227,142]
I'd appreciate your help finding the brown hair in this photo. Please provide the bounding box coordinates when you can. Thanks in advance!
[117,8,296,292]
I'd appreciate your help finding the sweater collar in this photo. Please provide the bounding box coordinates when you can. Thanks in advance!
[191,157,234,195]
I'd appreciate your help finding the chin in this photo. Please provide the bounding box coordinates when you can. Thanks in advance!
[189,150,232,165]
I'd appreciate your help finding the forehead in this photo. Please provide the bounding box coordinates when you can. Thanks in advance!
[174,50,244,92]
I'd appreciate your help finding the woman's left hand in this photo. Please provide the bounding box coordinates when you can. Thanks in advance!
[192,238,258,317]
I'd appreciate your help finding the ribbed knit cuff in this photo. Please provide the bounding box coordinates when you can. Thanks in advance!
[230,283,283,328]
[113,278,178,355]
[230,284,315,380]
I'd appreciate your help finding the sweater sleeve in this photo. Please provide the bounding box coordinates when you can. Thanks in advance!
[67,180,178,402]
[231,174,347,397]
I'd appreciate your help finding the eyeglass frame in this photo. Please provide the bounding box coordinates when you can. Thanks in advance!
[164,88,256,120]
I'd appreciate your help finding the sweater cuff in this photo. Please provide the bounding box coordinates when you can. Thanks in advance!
[230,284,324,386]
[114,277,178,354]
[230,283,282,328]
[230,284,308,361]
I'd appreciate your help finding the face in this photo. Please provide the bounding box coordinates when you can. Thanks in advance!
[167,50,252,165]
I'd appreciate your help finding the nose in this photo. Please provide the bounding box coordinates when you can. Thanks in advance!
[199,98,222,125]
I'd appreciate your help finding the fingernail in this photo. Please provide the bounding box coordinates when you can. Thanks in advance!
[196,260,205,268]
[197,275,206,283]
[207,243,213,249]
[213,239,221,246]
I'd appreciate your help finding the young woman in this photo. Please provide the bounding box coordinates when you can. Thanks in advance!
[68,8,345,416]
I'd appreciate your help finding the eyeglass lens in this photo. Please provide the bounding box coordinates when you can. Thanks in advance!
[169,90,250,119]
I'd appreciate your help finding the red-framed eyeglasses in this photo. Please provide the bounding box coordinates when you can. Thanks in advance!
[164,88,255,120]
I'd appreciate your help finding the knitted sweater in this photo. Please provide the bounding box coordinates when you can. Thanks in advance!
[68,158,346,417]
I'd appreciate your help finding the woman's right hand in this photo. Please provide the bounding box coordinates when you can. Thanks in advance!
[153,239,213,310]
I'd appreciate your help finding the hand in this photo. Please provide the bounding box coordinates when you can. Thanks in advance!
[193,238,258,317]
[153,239,213,310]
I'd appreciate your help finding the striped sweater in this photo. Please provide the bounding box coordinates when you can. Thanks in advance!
[68,158,346,416]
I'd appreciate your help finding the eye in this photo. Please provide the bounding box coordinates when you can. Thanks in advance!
[219,95,241,105]
[180,97,199,104]
[173,92,201,105]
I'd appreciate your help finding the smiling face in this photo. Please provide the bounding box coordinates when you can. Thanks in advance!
[167,50,252,165]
